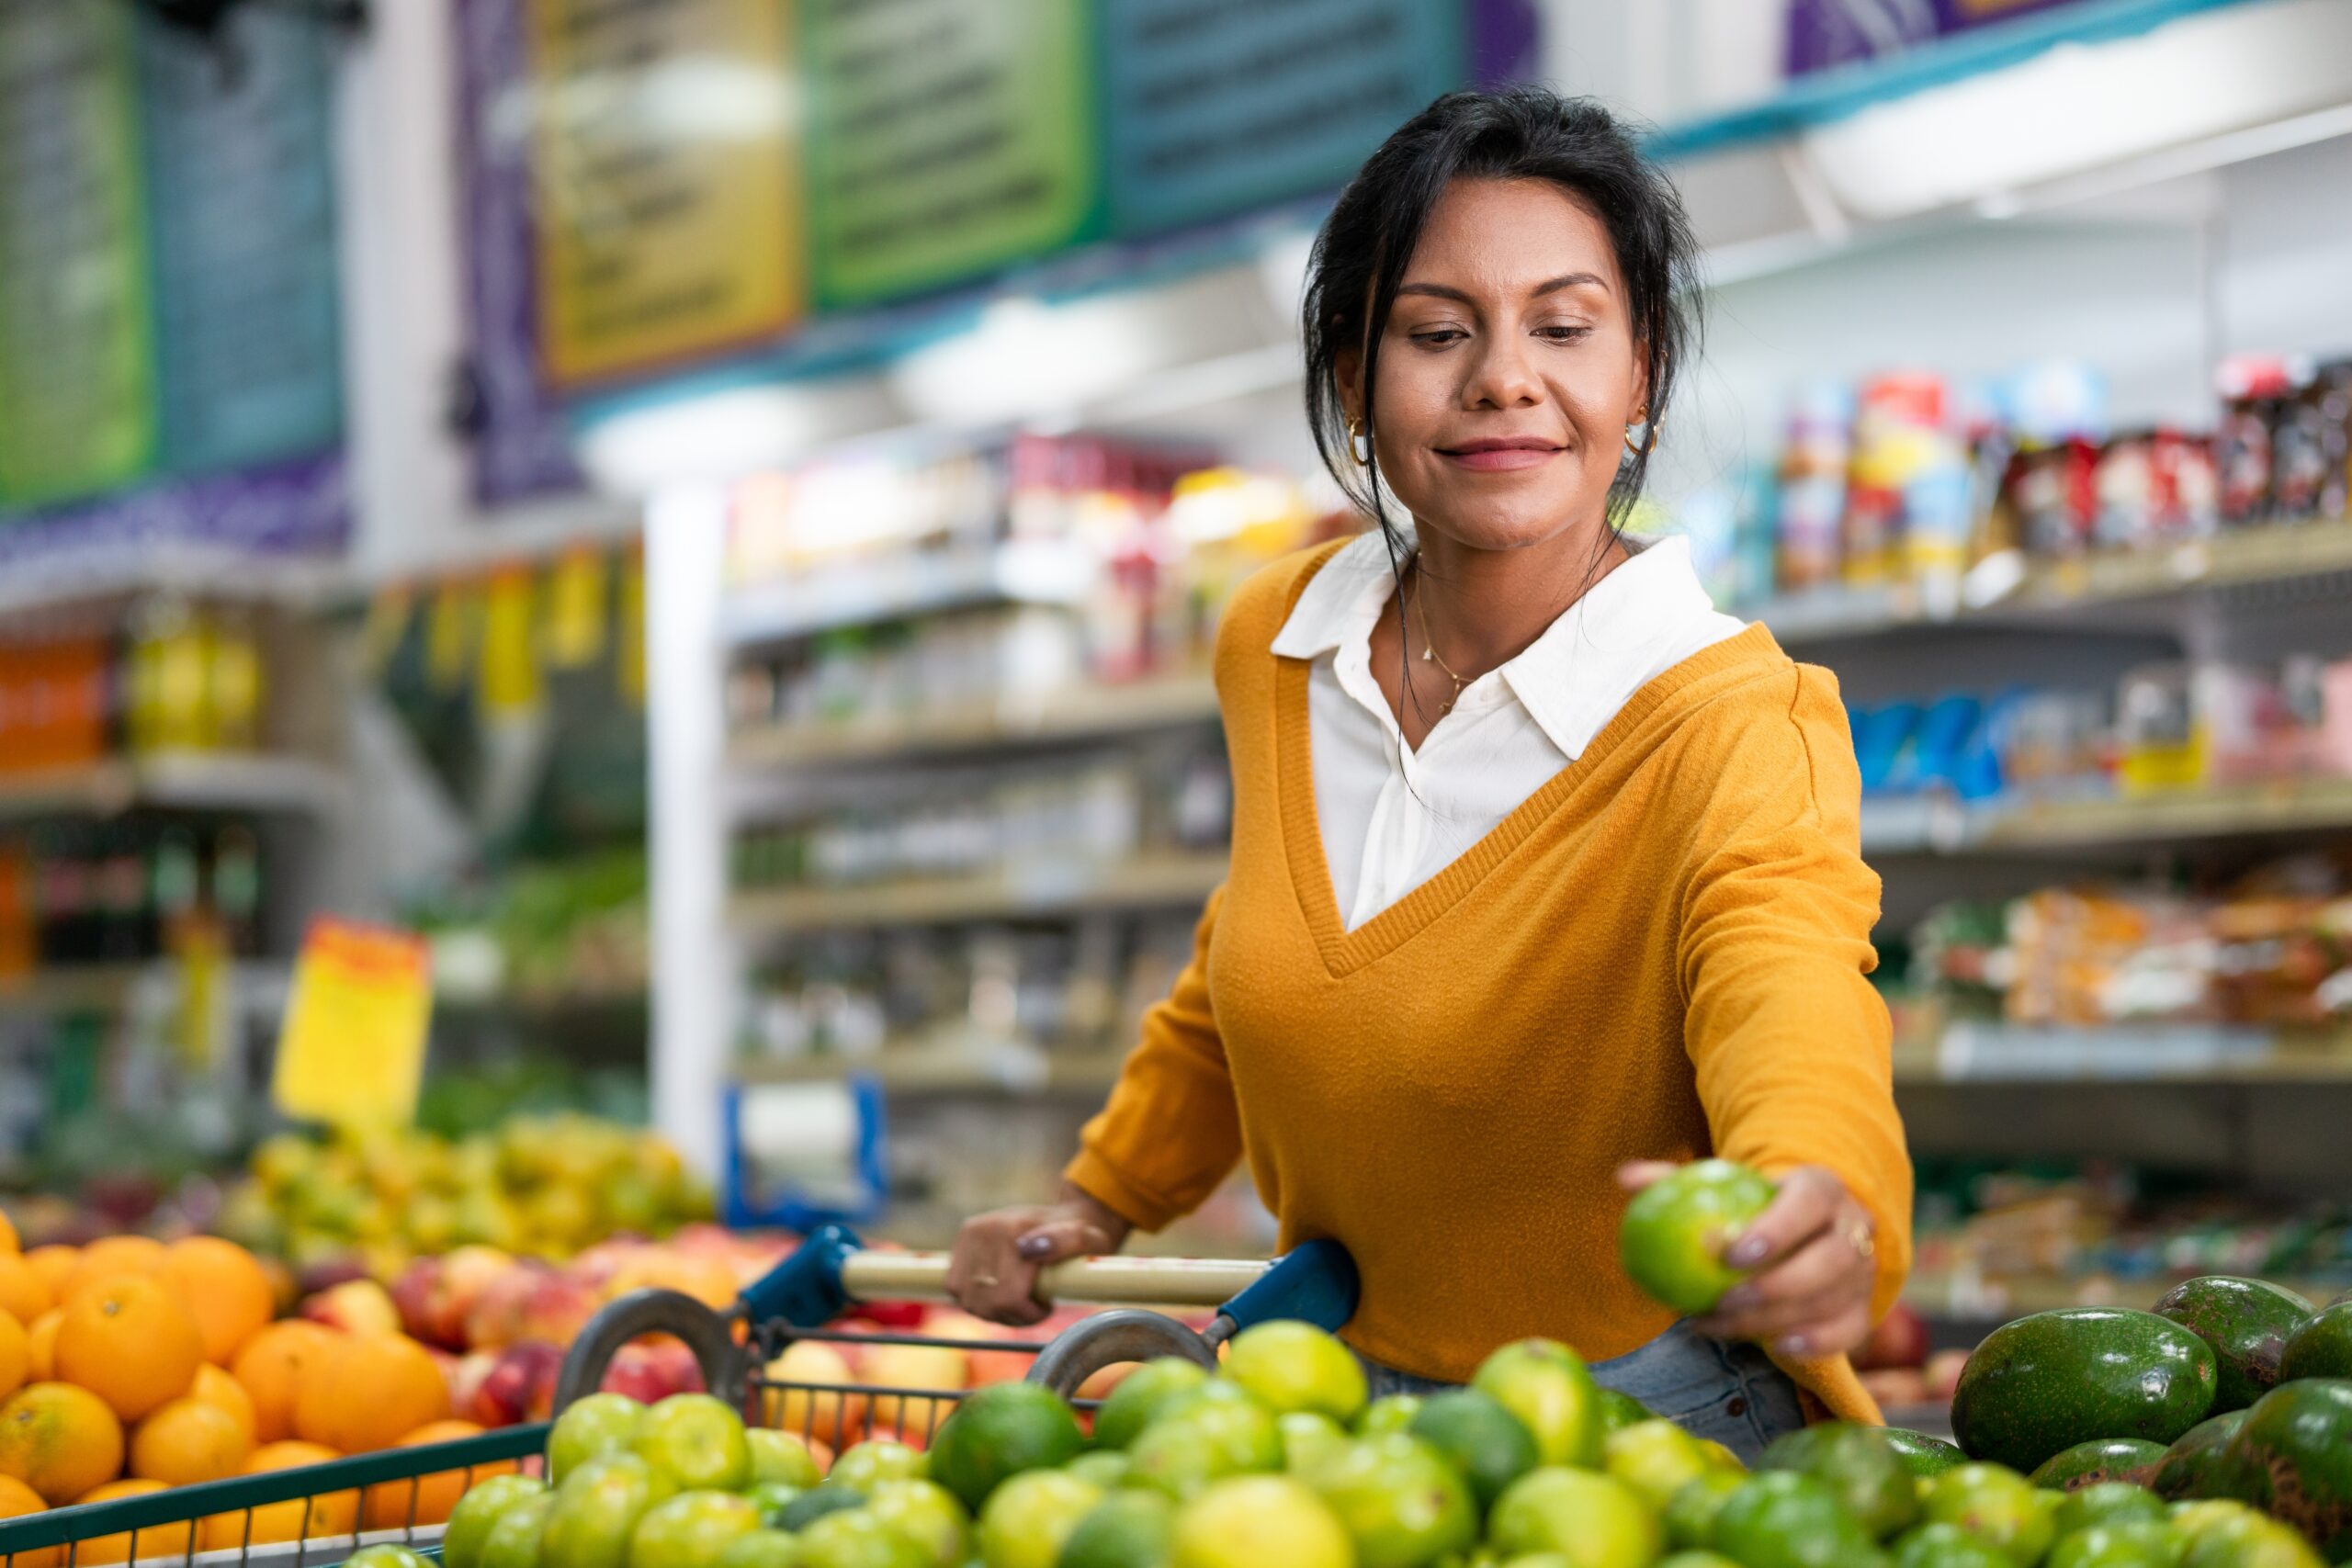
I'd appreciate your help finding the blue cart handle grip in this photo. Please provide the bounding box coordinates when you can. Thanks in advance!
[1216,1237,1359,1335]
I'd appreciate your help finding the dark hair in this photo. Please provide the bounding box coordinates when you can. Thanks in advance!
[1302,87,1702,550]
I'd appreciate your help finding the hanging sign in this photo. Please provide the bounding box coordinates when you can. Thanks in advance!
[1102,0,1466,237]
[139,8,343,474]
[272,919,434,1129]
[528,0,804,386]
[804,0,1097,307]
[0,1,157,508]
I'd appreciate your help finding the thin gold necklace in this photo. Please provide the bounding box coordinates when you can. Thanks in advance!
[1408,563,1473,716]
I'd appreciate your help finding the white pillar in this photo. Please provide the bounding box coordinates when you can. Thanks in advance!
[647,482,735,1177]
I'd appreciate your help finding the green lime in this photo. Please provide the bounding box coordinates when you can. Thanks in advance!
[1093,1361,1210,1452]
[715,1529,803,1568]
[748,1482,806,1522]
[1056,1490,1176,1568]
[1125,1385,1281,1501]
[1471,1340,1603,1469]
[1758,1422,1918,1540]
[865,1479,968,1568]
[1068,1450,1133,1488]
[1657,1556,1744,1568]
[1306,1434,1476,1568]
[630,1491,763,1568]
[1489,1467,1661,1568]
[2046,1521,2186,1568]
[1356,1395,1424,1437]
[480,1495,560,1568]
[1168,1475,1351,1568]
[1619,1159,1777,1314]
[1665,1469,1747,1551]
[2053,1483,2167,1537]
[930,1382,1088,1512]
[1606,1419,1721,1514]
[750,1428,827,1489]
[1888,1521,2015,1568]
[1596,1389,1656,1437]
[347,1547,434,1568]
[447,1473,549,1568]
[795,1508,928,1568]
[552,1395,648,1485]
[635,1394,755,1494]
[831,1441,926,1493]
[544,1455,676,1568]
[777,1485,868,1533]
[1924,1463,2057,1565]
[1277,1412,1349,1480]
[978,1470,1103,1568]
[1408,1389,1538,1513]
[1712,1470,1883,1568]
[1221,1322,1368,1425]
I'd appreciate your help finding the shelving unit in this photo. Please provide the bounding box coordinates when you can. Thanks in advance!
[729,850,1228,936]
[0,754,345,822]
[719,539,1097,649]
[728,671,1218,770]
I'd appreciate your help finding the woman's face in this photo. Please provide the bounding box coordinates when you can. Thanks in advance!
[1340,176,1644,555]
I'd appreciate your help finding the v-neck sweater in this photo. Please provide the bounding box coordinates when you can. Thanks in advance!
[1066,539,1913,1423]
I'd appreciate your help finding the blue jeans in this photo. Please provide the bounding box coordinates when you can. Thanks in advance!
[1360,1322,1806,1463]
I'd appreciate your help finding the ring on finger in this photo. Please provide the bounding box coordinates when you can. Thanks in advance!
[973,1272,1000,1288]
[1837,1214,1875,1260]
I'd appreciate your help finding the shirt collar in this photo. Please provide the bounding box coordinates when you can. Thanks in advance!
[1503,534,1728,760]
[1270,529,1735,761]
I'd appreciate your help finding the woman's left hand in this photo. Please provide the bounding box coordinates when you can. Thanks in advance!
[1617,1161,1878,1359]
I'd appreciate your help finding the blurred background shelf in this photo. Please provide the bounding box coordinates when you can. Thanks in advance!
[729,671,1220,770]
[0,755,343,821]
[719,540,1098,649]
[1861,778,2352,855]
[729,852,1229,934]
[1892,1021,2352,1084]
[733,1043,1125,1097]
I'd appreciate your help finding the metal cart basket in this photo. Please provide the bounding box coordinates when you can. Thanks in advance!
[0,1225,1355,1568]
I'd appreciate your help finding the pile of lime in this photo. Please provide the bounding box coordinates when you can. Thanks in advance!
[432,1307,2344,1568]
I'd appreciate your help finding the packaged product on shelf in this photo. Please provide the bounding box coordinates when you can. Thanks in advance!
[2271,356,2351,523]
[0,633,110,775]
[1774,379,1852,590]
[2215,354,2297,526]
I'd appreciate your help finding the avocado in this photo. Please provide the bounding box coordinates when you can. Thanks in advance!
[2278,1303,2352,1383]
[1951,1308,2219,1473]
[1758,1423,1919,1540]
[2151,1410,2253,1501]
[2030,1438,2168,1491]
[2052,1482,2169,1536]
[2045,1520,2186,1568]
[2154,1277,2316,1412]
[1883,1428,1968,1479]
[2211,1377,2352,1560]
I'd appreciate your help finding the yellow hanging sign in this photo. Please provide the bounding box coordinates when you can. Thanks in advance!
[477,567,545,716]
[543,547,609,669]
[272,919,433,1129]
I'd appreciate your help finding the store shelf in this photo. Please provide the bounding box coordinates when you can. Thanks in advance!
[720,540,1096,649]
[1905,1269,2347,1323]
[729,851,1228,934]
[1748,520,2352,647]
[1861,776,2352,857]
[0,754,344,820]
[735,1043,1125,1096]
[1892,1021,2352,1085]
[729,672,1221,770]
[0,960,288,1018]
[0,543,349,621]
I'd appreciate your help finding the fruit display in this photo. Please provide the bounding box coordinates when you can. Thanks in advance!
[220,1115,715,1273]
[427,1309,2352,1568]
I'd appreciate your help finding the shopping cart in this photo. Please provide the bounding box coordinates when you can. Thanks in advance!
[0,1225,1354,1568]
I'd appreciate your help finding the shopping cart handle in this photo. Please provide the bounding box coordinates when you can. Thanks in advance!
[1215,1236,1358,1336]
[739,1222,865,1329]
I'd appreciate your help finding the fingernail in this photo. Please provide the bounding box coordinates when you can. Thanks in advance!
[1015,1235,1052,1259]
[1777,1334,1810,1356]
[1728,1236,1768,1267]
[1716,1286,1757,1314]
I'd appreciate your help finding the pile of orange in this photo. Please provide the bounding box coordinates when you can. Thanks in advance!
[0,1218,492,1555]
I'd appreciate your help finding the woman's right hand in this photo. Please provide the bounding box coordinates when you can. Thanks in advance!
[946,1183,1133,1326]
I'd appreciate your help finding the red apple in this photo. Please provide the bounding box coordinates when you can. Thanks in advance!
[601,1337,706,1404]
[465,1261,556,1351]
[1924,1348,1971,1403]
[1854,1303,1932,1371]
[390,1258,448,1346]
[518,1275,600,1348]
[469,1339,566,1427]
[448,1349,499,1416]
[301,1278,402,1336]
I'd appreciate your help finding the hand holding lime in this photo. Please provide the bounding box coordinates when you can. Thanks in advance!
[1619,1159,1777,1315]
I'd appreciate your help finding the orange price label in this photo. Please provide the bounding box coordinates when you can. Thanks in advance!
[272,919,433,1129]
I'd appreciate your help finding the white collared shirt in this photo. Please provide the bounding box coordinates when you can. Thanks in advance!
[1270,529,1747,931]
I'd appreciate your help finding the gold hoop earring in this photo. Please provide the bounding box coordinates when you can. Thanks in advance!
[1347,417,1373,466]
[1623,406,1659,457]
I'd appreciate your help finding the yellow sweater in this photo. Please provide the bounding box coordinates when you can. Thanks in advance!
[1067,541,1913,1423]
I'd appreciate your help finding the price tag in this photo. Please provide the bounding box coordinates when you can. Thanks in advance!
[477,568,544,716]
[542,547,608,670]
[272,919,432,1129]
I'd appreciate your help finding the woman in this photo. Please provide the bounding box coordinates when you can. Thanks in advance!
[948,87,1911,1456]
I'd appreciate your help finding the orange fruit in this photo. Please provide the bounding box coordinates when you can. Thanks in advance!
[294,1332,450,1454]
[54,1276,203,1422]
[362,1418,514,1529]
[230,1320,337,1444]
[60,1238,165,1304]
[0,1472,58,1568]
[0,1313,26,1401]
[0,1382,126,1504]
[189,1363,256,1446]
[763,1340,866,1448]
[20,1250,74,1303]
[160,1237,274,1366]
[0,1211,18,1255]
[200,1439,355,1550]
[74,1478,195,1565]
[0,1258,51,1329]
[24,1313,57,1383]
[130,1395,250,1486]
